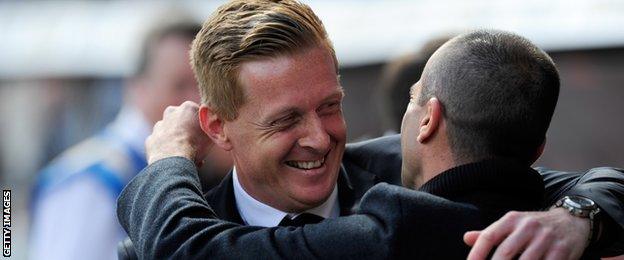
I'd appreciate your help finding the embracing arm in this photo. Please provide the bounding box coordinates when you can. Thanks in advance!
[465,167,624,259]
[117,157,394,259]
[538,166,624,256]
[349,135,624,258]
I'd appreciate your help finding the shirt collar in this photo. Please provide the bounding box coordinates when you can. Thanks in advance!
[232,167,340,227]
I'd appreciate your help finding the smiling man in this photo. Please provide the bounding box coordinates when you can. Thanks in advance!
[190,1,378,225]
[202,47,345,217]
[118,0,624,259]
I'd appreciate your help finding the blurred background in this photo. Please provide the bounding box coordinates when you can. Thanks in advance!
[0,0,623,259]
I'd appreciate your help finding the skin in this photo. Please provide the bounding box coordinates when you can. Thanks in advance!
[200,47,346,213]
[400,80,453,189]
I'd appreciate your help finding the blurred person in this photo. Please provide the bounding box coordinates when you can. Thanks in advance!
[28,20,227,260]
[118,1,624,259]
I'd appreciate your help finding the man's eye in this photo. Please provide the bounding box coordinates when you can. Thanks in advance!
[271,115,298,129]
[320,102,341,115]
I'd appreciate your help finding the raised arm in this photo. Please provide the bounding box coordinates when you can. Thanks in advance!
[117,156,397,259]
[118,102,493,259]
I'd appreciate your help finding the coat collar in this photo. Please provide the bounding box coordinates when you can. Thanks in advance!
[204,163,378,223]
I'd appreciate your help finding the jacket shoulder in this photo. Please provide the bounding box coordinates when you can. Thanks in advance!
[344,135,402,185]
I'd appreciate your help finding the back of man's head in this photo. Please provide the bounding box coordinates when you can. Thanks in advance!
[377,36,452,133]
[419,29,560,164]
[191,0,337,121]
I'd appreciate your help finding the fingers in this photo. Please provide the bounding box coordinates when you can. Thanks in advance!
[467,211,520,260]
[464,231,481,246]
[491,217,540,259]
[164,101,199,117]
[145,100,205,165]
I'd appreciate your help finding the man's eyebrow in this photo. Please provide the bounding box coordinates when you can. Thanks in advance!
[261,86,344,124]
[263,107,300,124]
[322,87,345,103]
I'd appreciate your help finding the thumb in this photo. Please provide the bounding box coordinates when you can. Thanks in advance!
[464,231,481,246]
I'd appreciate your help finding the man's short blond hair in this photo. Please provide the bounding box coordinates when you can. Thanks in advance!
[191,0,337,121]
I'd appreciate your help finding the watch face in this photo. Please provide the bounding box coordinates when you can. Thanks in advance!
[566,196,595,209]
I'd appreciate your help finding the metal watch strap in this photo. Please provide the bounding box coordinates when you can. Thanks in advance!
[554,196,601,247]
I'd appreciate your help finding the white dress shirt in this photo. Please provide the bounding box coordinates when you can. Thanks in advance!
[232,167,340,227]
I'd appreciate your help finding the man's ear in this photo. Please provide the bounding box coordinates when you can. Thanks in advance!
[199,105,232,151]
[416,98,442,143]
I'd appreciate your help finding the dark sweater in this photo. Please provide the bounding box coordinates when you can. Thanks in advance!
[419,158,544,223]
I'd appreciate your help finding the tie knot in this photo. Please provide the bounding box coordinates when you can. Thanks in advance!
[278,213,324,227]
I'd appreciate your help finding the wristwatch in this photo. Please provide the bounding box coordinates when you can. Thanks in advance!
[554,195,601,246]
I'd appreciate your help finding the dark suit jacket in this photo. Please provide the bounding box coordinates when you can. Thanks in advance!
[117,135,624,259]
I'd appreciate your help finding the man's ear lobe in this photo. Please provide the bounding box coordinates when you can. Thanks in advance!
[416,98,442,143]
[199,106,232,151]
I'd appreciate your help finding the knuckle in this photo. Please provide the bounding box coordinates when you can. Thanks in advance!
[504,211,522,221]
[522,218,540,230]
[480,231,497,242]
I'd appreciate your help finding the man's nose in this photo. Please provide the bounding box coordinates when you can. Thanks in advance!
[298,115,330,154]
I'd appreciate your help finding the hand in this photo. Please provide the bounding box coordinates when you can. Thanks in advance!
[464,208,589,260]
[145,101,212,166]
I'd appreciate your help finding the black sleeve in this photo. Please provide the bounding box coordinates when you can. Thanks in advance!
[358,184,485,259]
[117,157,489,259]
[348,135,624,255]
[536,167,624,256]
[116,157,394,260]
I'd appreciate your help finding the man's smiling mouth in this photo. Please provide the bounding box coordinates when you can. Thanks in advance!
[285,157,326,170]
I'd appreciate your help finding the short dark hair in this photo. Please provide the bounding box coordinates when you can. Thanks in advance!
[135,21,202,76]
[377,36,452,132]
[419,29,560,163]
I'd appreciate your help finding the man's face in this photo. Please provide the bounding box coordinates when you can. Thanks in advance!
[141,35,200,124]
[400,81,425,188]
[224,47,346,212]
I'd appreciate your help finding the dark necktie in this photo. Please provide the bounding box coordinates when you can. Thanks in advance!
[278,213,324,227]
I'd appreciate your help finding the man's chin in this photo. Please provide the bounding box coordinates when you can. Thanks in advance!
[289,190,334,211]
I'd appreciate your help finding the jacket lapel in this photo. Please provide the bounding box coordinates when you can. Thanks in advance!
[203,171,245,224]
[206,164,379,220]
[337,163,378,216]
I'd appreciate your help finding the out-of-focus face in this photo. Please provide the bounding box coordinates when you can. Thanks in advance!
[400,81,425,188]
[140,35,200,124]
[224,47,346,212]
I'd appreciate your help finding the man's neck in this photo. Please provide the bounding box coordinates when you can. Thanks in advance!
[231,167,340,227]
[415,151,457,189]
